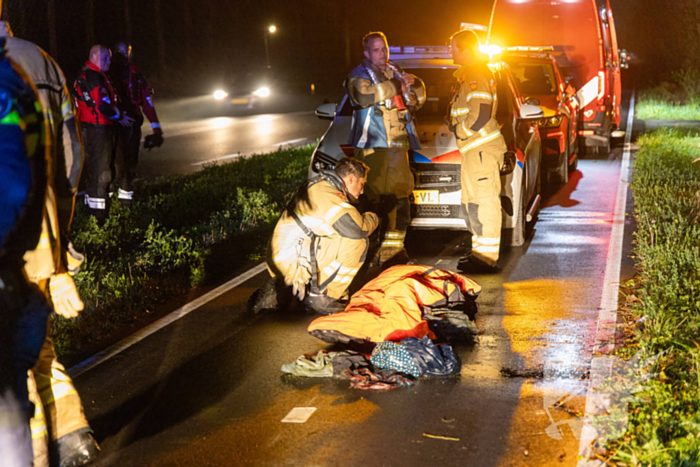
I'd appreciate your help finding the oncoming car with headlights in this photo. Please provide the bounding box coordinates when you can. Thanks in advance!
[503,49,579,185]
[213,85,271,109]
[310,45,544,247]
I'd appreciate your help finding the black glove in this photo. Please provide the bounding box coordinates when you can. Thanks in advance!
[144,133,164,151]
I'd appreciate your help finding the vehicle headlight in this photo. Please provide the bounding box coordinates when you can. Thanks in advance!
[213,90,228,100]
[538,115,563,128]
[253,87,270,97]
[311,151,337,173]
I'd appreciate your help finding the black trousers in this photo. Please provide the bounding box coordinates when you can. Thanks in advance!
[81,123,115,216]
[113,124,141,200]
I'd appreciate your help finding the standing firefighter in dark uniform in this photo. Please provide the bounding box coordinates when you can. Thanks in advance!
[267,157,379,315]
[345,32,425,265]
[447,30,507,269]
[109,41,164,208]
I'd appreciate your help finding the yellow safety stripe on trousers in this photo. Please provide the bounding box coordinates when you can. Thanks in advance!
[458,128,502,154]
[38,381,77,405]
[30,418,48,439]
[322,261,342,277]
[473,236,501,254]
[338,266,359,275]
[384,231,406,239]
[35,232,51,249]
[474,236,500,246]
[380,240,404,247]
[61,99,72,117]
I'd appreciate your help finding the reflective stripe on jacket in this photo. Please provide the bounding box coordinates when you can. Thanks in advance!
[345,60,425,150]
[448,63,503,154]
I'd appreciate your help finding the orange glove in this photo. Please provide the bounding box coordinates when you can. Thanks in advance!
[49,273,84,318]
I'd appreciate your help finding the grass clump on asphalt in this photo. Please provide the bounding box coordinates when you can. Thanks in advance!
[54,146,313,359]
[636,68,700,120]
[604,128,700,465]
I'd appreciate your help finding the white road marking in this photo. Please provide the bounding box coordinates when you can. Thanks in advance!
[273,137,310,147]
[68,263,268,378]
[190,153,242,166]
[578,90,635,466]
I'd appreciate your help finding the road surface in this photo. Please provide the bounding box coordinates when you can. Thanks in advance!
[72,91,637,466]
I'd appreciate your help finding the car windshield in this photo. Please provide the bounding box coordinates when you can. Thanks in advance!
[404,67,456,122]
[508,62,557,95]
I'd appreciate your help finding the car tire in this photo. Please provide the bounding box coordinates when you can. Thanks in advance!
[549,150,568,186]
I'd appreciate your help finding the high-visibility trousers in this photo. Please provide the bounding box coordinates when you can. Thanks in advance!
[355,148,414,249]
[269,234,368,300]
[28,329,90,466]
[459,138,506,266]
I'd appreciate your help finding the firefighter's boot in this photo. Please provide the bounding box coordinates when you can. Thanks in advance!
[50,428,100,467]
[303,292,345,315]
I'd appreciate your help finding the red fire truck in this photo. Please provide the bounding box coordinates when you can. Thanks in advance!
[487,0,622,153]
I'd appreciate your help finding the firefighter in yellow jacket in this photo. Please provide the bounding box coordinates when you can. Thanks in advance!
[0,16,98,467]
[345,31,425,264]
[267,157,379,314]
[447,30,507,269]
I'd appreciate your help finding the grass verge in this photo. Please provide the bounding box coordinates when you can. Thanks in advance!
[55,146,313,359]
[604,128,700,465]
[636,69,700,120]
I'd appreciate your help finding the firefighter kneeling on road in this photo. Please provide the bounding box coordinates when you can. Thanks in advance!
[345,31,425,265]
[447,29,507,270]
[266,157,379,315]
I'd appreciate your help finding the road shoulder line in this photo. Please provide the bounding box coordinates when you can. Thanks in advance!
[577,90,636,465]
[68,263,268,378]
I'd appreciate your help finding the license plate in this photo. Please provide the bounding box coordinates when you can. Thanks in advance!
[413,190,439,205]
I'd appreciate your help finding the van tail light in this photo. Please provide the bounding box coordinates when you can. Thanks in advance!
[597,71,605,101]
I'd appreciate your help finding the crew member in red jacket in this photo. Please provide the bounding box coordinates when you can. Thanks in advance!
[109,41,164,207]
[73,45,133,219]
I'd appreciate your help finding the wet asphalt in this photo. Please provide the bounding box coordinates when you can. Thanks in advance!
[74,91,637,466]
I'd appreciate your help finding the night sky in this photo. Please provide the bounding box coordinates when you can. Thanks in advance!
[1,0,694,98]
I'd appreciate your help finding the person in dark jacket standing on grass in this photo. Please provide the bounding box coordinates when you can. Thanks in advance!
[109,41,164,208]
[74,45,133,220]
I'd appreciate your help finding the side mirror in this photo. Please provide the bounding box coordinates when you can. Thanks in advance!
[500,151,517,176]
[315,103,337,120]
[519,103,544,120]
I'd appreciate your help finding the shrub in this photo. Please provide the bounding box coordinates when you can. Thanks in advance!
[54,146,314,358]
[607,129,700,465]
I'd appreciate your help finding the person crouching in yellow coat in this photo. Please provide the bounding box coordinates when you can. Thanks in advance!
[267,157,379,315]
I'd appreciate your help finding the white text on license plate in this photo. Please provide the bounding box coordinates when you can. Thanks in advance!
[413,190,439,205]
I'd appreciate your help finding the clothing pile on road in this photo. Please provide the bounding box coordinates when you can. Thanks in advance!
[281,265,480,390]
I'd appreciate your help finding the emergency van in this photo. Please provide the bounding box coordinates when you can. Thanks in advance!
[487,0,622,153]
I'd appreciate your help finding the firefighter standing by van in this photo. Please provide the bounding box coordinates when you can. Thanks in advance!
[0,41,51,467]
[345,31,425,265]
[447,30,507,269]
[267,157,379,315]
[74,45,133,220]
[109,41,164,207]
